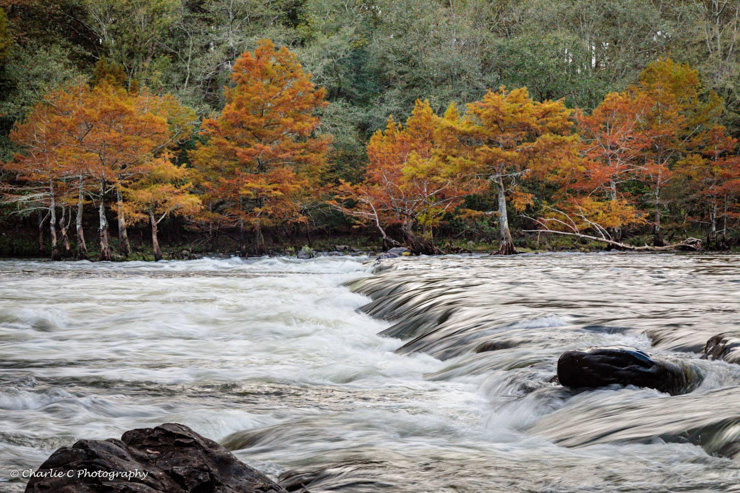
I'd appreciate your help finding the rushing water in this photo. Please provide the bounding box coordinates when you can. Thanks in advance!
[0,253,738,492]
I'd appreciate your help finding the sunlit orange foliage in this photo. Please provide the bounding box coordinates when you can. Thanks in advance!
[191,39,330,251]
[463,87,578,253]
[637,59,723,243]
[333,100,479,252]
[677,125,739,237]
[6,79,196,259]
[569,91,653,233]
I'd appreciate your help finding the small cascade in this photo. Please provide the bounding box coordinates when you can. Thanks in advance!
[353,254,740,461]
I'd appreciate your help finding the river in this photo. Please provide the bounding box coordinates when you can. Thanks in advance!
[0,253,738,492]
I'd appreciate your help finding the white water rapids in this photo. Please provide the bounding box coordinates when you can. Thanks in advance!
[0,253,738,492]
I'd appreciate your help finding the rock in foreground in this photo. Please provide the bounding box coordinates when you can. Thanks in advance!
[25,423,287,493]
[557,347,691,395]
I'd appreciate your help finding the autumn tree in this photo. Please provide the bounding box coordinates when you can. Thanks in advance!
[123,154,200,260]
[676,125,739,245]
[569,91,653,239]
[4,85,83,259]
[63,82,195,260]
[4,78,195,260]
[334,100,478,252]
[191,39,330,254]
[71,84,158,259]
[463,87,578,254]
[637,59,722,245]
[532,60,725,251]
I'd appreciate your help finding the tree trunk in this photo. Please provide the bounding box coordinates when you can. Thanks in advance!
[38,210,46,254]
[59,207,71,254]
[150,212,162,261]
[253,226,266,255]
[208,203,215,252]
[304,221,312,247]
[709,201,718,248]
[116,189,131,257]
[652,181,664,247]
[76,176,88,258]
[401,220,435,254]
[99,180,112,261]
[722,194,728,237]
[495,175,516,255]
[49,179,59,260]
[609,180,622,241]
[239,218,247,256]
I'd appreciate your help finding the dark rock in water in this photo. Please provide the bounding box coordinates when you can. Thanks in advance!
[557,347,691,395]
[25,423,287,493]
[474,340,518,353]
[703,333,740,365]
[377,247,410,259]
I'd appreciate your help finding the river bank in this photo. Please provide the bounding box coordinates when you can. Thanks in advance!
[2,215,737,260]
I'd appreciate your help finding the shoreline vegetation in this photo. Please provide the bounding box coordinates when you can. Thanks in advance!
[1,3,738,261]
[0,237,728,264]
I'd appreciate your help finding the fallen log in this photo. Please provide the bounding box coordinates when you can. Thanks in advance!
[524,230,702,252]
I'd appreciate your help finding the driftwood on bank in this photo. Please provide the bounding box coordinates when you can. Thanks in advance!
[524,229,703,252]
[523,206,706,252]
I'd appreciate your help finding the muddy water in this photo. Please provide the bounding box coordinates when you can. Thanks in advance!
[0,253,738,492]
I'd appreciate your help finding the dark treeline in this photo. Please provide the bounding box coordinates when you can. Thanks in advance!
[0,0,738,259]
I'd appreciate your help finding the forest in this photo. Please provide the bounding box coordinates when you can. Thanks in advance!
[0,0,738,259]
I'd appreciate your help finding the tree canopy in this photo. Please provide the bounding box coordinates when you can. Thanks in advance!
[0,1,738,258]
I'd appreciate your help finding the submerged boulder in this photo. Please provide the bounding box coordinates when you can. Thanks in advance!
[25,423,287,493]
[557,347,692,395]
[703,332,740,365]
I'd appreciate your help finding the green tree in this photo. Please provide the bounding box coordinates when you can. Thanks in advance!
[0,7,10,62]
[82,0,183,89]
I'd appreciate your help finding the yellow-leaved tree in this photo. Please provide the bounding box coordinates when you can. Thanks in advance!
[333,100,479,253]
[463,87,578,254]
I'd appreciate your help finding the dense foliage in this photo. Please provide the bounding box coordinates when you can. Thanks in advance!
[0,0,738,258]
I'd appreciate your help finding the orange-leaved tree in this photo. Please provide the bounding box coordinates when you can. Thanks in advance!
[123,154,201,260]
[567,90,653,240]
[5,86,79,259]
[676,124,739,245]
[636,59,723,245]
[191,39,330,254]
[463,87,578,254]
[333,100,479,253]
[7,80,196,261]
[73,83,177,260]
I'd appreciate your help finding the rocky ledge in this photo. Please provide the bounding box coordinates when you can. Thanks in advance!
[25,423,287,493]
[557,347,697,395]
